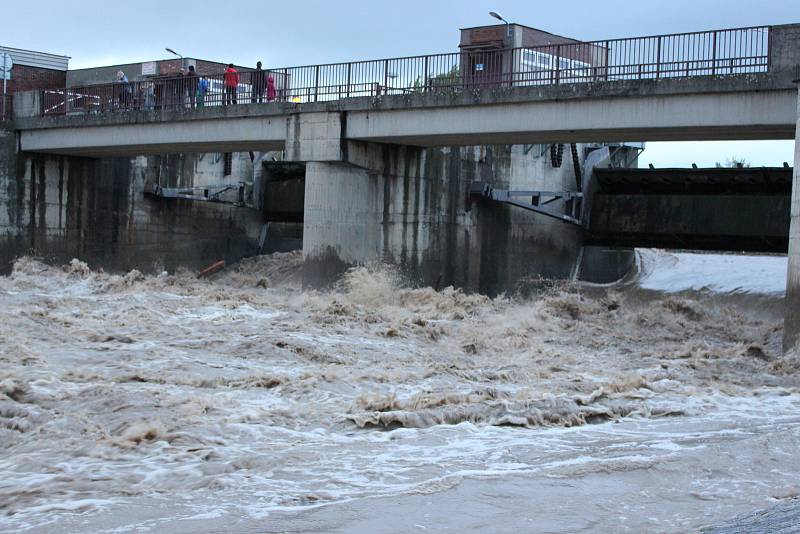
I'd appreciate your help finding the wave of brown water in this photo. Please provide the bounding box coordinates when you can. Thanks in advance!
[1,253,799,533]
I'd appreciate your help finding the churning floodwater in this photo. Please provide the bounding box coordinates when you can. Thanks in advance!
[1,251,798,533]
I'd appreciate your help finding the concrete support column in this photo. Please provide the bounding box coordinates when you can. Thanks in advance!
[302,161,383,286]
[784,85,800,353]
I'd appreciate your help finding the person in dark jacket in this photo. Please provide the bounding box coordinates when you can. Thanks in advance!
[185,65,199,108]
[223,63,239,105]
[251,61,266,103]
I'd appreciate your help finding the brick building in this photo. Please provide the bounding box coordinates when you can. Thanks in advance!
[458,24,606,86]
[1,45,69,119]
[0,46,70,92]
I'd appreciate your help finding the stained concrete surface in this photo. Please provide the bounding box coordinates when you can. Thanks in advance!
[0,147,262,274]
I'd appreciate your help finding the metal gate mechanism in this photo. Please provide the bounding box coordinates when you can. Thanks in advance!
[145,182,246,206]
[470,181,582,224]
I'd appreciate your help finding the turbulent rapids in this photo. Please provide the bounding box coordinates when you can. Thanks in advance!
[1,251,799,533]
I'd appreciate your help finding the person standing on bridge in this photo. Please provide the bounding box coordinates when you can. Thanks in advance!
[196,76,208,108]
[251,61,266,103]
[185,65,199,108]
[116,70,132,110]
[224,63,239,106]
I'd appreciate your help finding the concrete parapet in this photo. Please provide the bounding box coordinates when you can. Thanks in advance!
[13,91,40,120]
[769,25,800,83]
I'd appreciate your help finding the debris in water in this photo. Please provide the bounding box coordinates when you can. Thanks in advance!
[197,259,226,278]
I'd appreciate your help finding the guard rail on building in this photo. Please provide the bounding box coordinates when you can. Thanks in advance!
[40,25,771,116]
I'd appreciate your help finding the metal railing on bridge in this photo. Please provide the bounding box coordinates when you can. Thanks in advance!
[40,25,770,116]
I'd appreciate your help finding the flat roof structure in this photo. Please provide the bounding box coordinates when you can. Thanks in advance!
[0,45,70,71]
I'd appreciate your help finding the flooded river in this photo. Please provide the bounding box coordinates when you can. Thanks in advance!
[1,251,798,533]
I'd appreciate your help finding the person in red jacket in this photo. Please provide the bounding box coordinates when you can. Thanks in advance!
[223,64,239,106]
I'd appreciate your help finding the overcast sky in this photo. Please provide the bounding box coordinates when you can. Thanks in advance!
[3,0,797,166]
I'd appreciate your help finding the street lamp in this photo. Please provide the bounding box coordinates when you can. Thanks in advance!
[165,47,185,69]
[489,11,513,38]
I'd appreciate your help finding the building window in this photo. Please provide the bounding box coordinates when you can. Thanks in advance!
[223,152,233,176]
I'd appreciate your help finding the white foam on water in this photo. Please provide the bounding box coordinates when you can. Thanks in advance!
[637,249,787,295]
[1,254,798,532]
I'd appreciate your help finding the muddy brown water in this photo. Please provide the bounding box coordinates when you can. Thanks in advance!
[1,252,798,533]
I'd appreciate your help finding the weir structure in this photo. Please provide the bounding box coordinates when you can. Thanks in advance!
[5,23,800,350]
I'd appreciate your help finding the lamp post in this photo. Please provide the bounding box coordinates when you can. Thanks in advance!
[489,11,513,38]
[165,47,185,70]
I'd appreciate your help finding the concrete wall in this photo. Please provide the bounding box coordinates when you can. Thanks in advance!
[0,135,262,274]
[785,86,800,353]
[303,143,590,295]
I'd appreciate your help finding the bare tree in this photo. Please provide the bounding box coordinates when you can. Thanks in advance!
[715,157,750,168]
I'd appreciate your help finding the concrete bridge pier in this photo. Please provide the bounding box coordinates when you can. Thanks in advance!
[785,84,800,353]
[287,112,611,293]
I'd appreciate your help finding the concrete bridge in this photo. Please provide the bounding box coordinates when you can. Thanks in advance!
[10,71,799,157]
[7,23,800,351]
[11,25,800,156]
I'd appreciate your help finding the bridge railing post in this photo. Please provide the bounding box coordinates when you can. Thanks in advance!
[656,36,662,78]
[712,30,718,75]
[423,56,429,92]
[346,63,352,98]
[383,59,389,95]
[555,45,561,84]
[314,65,320,102]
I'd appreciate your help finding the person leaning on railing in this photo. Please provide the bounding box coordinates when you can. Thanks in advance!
[116,70,132,110]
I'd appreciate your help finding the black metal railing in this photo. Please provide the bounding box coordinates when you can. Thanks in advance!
[40,25,770,116]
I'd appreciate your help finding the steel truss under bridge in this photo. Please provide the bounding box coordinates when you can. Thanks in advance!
[470,181,582,224]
